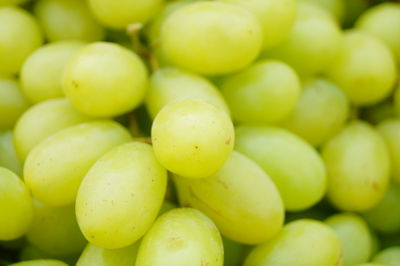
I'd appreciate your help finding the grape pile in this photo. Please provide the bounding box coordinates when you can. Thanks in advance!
[1,0,400,265]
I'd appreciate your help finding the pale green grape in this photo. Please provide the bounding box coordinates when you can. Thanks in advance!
[373,247,400,266]
[244,219,342,266]
[63,42,148,118]
[0,6,43,75]
[152,99,234,178]
[300,0,344,22]
[235,125,326,211]
[0,167,33,240]
[325,213,373,265]
[21,41,86,104]
[76,142,167,249]
[174,151,284,244]
[146,67,229,118]
[223,237,248,266]
[219,0,296,50]
[34,0,104,42]
[161,2,263,75]
[9,260,68,266]
[378,119,400,184]
[136,208,223,266]
[356,3,400,63]
[23,120,131,206]
[322,121,390,211]
[14,98,91,161]
[88,0,163,29]
[221,60,300,124]
[327,31,397,106]
[281,78,350,146]
[0,131,22,175]
[263,2,342,76]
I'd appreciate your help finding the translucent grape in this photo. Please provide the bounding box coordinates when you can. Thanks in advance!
[0,131,22,175]
[373,247,400,266]
[9,260,68,266]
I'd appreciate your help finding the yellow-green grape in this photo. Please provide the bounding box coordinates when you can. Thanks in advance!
[356,3,400,63]
[26,200,86,257]
[146,67,229,119]
[362,183,400,234]
[0,77,29,130]
[219,0,296,50]
[88,0,163,29]
[76,142,167,249]
[0,167,33,240]
[136,208,223,266]
[77,242,140,266]
[21,41,86,104]
[23,120,131,206]
[322,121,390,211]
[263,2,342,76]
[63,42,148,118]
[300,0,344,22]
[158,200,176,216]
[152,99,234,178]
[34,0,104,42]
[373,247,400,266]
[325,213,373,265]
[327,31,397,106]
[235,125,326,211]
[221,60,300,124]
[281,78,350,147]
[174,151,284,244]
[160,2,263,76]
[0,0,29,6]
[0,131,22,175]
[244,219,342,266]
[9,260,68,266]
[223,237,248,266]
[378,119,400,184]
[0,6,43,76]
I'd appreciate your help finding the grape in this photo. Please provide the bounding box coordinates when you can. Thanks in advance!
[219,0,296,50]
[21,41,86,104]
[325,213,373,265]
[160,2,263,75]
[0,6,43,76]
[151,99,234,178]
[235,125,326,211]
[326,31,397,106]
[76,142,167,249]
[62,42,148,118]
[145,67,229,119]
[244,219,342,266]
[373,247,400,266]
[321,121,390,211]
[174,151,284,244]
[300,0,344,22]
[9,260,68,266]
[34,0,104,42]
[221,60,300,124]
[135,208,223,266]
[378,119,400,184]
[23,120,131,206]
[0,131,22,175]
[281,78,350,147]
[0,167,33,241]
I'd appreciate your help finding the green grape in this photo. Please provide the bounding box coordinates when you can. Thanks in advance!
[223,237,248,266]
[145,67,229,119]
[0,77,29,130]
[9,259,68,266]
[281,78,350,147]
[14,98,91,161]
[21,41,86,104]
[244,219,342,266]
[221,60,300,124]
[76,142,167,249]
[174,151,284,244]
[0,6,43,75]
[34,0,104,42]
[63,42,148,118]
[219,0,296,50]
[263,2,342,76]
[235,125,326,211]
[378,119,400,184]
[0,0,29,6]
[152,99,234,178]
[23,120,131,206]
[136,208,223,266]
[160,2,263,75]
[158,200,177,216]
[300,0,344,22]
[325,213,373,265]
[26,200,86,257]
[321,121,390,211]
[0,131,22,175]
[362,183,400,234]
[0,167,33,240]
[373,247,400,266]
[327,31,397,106]
[88,0,163,29]
[77,242,140,266]
[356,3,400,63]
